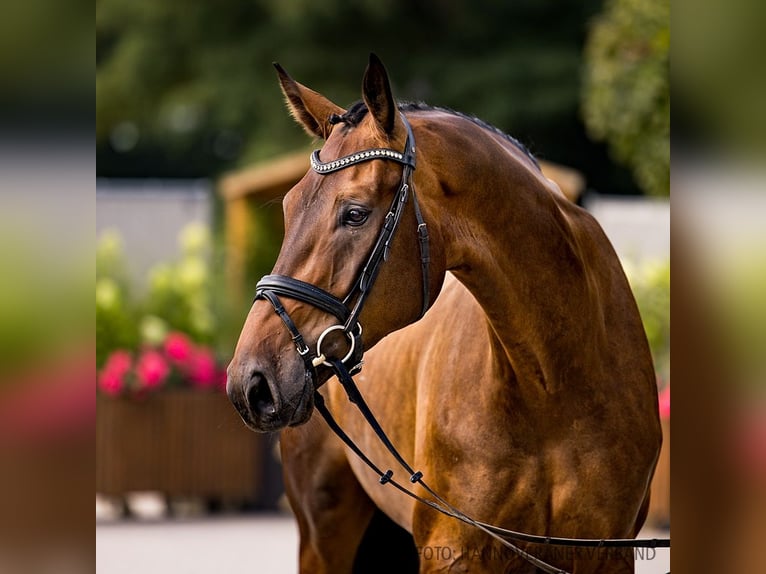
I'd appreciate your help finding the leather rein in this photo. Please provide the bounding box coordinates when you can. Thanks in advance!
[254,113,669,574]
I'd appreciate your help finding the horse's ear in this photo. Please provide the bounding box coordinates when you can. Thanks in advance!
[273,63,345,140]
[362,53,398,136]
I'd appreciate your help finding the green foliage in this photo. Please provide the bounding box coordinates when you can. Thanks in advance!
[96,223,219,367]
[98,0,639,190]
[143,224,216,344]
[0,232,90,381]
[582,0,669,196]
[715,257,766,388]
[625,258,670,379]
[673,0,766,156]
[1,0,90,104]
[96,231,139,367]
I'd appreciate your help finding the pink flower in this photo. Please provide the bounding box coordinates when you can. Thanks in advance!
[185,347,218,389]
[135,349,169,390]
[658,385,670,420]
[215,368,228,392]
[164,332,193,362]
[735,406,766,477]
[98,350,132,396]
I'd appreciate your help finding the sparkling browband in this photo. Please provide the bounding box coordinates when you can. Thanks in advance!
[310,148,409,174]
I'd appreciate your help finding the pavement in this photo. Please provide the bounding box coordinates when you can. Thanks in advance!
[96,506,669,573]
[97,514,298,574]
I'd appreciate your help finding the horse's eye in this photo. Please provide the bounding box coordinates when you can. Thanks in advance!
[343,207,370,227]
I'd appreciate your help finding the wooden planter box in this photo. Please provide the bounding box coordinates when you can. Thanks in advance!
[647,417,670,527]
[97,390,264,505]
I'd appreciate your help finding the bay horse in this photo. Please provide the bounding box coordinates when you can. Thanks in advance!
[227,54,662,573]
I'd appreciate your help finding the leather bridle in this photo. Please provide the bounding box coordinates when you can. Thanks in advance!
[253,112,669,574]
[254,112,429,379]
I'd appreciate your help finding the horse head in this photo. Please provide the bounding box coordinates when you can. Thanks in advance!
[227,55,444,432]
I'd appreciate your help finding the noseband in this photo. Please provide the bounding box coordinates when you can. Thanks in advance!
[254,113,430,378]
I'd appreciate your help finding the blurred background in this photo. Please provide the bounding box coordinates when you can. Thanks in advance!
[92,1,671,572]
[27,0,766,571]
[95,0,670,377]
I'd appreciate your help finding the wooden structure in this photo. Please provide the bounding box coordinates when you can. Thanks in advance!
[648,418,670,526]
[97,391,264,505]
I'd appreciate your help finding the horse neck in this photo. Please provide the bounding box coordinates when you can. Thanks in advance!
[417,116,612,388]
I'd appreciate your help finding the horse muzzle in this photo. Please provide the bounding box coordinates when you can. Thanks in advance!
[226,358,314,432]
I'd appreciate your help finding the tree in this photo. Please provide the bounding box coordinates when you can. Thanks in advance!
[581,0,670,196]
[97,0,639,195]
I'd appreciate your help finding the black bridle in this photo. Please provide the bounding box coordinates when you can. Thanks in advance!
[255,113,429,378]
[254,113,669,574]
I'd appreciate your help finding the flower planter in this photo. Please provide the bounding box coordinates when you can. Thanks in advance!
[647,417,670,527]
[97,390,264,505]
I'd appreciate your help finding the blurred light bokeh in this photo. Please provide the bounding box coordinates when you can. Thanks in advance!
[0,146,93,571]
[674,0,766,570]
[0,1,92,570]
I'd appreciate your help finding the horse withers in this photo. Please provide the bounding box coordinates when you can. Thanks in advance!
[227,54,662,573]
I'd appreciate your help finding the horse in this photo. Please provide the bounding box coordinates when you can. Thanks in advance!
[227,54,662,573]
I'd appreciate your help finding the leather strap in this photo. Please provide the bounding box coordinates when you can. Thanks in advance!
[256,275,350,323]
[319,360,569,574]
[257,290,317,374]
[320,360,671,555]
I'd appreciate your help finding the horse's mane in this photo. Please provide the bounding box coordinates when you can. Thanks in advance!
[339,100,540,170]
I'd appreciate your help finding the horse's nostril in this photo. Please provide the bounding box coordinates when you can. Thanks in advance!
[246,372,277,417]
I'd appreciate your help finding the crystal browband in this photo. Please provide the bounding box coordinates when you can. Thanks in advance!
[310,148,410,174]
